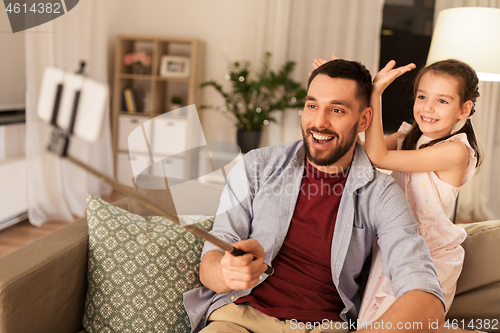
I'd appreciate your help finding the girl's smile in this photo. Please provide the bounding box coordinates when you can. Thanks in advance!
[420,116,439,123]
[414,72,470,140]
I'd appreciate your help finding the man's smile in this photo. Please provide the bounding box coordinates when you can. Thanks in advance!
[309,131,338,148]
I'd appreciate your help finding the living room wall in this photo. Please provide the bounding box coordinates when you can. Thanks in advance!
[0,13,25,112]
[104,0,260,144]
[102,0,385,148]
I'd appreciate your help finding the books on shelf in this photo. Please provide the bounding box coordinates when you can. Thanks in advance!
[122,89,137,113]
[121,90,127,112]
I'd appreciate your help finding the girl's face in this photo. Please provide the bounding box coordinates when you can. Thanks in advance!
[414,72,471,140]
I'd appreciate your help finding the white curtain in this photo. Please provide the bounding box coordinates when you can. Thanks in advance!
[25,0,113,226]
[240,0,385,147]
[433,0,500,221]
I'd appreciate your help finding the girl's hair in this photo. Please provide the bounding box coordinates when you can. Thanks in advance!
[402,59,482,167]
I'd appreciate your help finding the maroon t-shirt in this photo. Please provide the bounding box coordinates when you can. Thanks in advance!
[236,158,347,322]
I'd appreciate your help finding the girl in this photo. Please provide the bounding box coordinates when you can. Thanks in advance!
[314,57,481,330]
[360,59,481,329]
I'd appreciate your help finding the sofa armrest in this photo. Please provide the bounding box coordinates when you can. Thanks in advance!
[0,217,89,333]
[447,220,500,330]
[0,197,129,333]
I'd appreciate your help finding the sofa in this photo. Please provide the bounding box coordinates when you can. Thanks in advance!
[0,180,499,333]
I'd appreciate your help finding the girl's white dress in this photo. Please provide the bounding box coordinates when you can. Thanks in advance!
[358,122,476,325]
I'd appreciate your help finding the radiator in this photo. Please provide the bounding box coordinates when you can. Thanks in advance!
[0,157,27,230]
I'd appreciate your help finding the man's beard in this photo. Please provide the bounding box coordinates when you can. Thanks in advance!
[301,122,358,167]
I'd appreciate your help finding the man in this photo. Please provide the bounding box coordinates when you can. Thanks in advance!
[184,59,445,332]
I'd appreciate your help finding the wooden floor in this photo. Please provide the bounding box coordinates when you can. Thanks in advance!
[0,191,125,258]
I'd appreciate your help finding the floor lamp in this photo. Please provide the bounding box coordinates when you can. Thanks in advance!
[426,7,500,222]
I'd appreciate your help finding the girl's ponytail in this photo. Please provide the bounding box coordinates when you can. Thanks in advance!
[402,118,482,168]
[455,118,482,167]
[401,123,422,151]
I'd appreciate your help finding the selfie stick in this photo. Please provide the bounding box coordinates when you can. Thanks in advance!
[45,63,274,276]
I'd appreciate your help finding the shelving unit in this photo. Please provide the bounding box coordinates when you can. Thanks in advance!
[112,35,205,187]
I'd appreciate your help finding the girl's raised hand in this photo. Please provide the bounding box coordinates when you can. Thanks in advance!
[312,58,328,70]
[312,54,340,70]
[373,60,416,95]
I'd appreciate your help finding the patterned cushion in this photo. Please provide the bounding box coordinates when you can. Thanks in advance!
[83,194,214,333]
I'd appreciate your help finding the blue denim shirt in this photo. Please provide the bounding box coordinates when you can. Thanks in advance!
[184,140,445,332]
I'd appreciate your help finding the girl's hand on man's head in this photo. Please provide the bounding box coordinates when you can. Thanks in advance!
[373,60,416,95]
[311,54,340,74]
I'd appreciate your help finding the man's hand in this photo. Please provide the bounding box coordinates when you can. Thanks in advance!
[220,239,268,291]
[200,239,268,294]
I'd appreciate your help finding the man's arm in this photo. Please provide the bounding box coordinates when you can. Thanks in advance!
[200,240,267,294]
[198,152,259,293]
[359,290,444,332]
[365,177,446,330]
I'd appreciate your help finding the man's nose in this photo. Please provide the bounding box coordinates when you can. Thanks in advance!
[313,108,331,129]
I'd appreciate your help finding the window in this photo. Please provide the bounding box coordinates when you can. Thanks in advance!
[380,0,435,132]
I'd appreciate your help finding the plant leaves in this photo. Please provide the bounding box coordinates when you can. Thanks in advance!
[200,52,306,131]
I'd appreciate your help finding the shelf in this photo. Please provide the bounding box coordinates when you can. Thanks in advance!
[117,149,130,154]
[117,149,186,158]
[119,111,153,117]
[119,73,153,80]
[154,76,190,83]
[118,111,188,119]
[118,74,190,83]
[156,113,188,120]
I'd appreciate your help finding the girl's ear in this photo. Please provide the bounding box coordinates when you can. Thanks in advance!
[358,107,372,133]
[459,100,473,119]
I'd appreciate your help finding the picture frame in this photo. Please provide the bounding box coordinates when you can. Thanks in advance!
[159,55,190,78]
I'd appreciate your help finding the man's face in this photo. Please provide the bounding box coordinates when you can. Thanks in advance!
[301,74,365,168]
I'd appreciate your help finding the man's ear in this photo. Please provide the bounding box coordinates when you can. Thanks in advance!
[459,100,473,119]
[358,107,372,133]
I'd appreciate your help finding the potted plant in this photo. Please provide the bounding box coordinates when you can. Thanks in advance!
[122,51,151,75]
[170,95,183,110]
[201,52,306,153]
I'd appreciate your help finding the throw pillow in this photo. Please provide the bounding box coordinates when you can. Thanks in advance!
[83,194,214,333]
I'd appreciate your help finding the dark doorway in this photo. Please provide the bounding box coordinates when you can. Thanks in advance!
[380,0,435,133]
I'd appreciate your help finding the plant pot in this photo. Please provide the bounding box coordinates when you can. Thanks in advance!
[237,129,262,154]
[170,103,183,111]
[132,63,150,75]
[167,104,186,116]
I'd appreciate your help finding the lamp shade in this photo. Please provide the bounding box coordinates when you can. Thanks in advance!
[427,7,500,81]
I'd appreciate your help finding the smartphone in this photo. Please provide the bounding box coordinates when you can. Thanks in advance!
[37,66,108,143]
